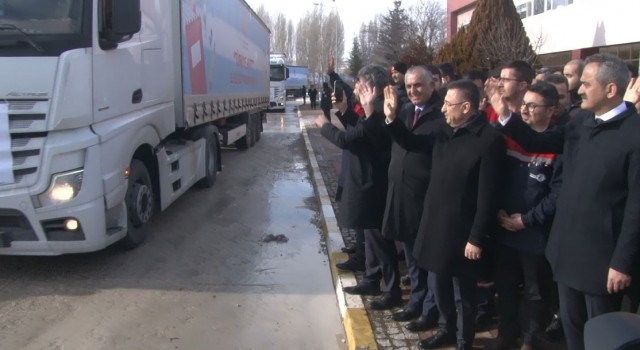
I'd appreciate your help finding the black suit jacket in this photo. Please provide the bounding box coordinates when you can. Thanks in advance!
[499,103,640,295]
[381,92,444,242]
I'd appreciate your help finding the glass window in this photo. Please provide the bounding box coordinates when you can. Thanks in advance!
[270,65,286,81]
[0,0,82,34]
[534,0,545,15]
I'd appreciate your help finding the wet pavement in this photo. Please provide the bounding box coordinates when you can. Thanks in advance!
[296,100,568,350]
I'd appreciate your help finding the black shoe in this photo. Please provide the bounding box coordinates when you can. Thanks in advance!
[487,335,518,350]
[369,293,403,310]
[343,283,381,296]
[406,316,438,332]
[400,274,411,286]
[336,258,365,272]
[418,329,456,349]
[341,245,356,254]
[392,307,421,321]
[544,314,564,341]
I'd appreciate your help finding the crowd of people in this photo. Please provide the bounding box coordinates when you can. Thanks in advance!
[313,53,640,350]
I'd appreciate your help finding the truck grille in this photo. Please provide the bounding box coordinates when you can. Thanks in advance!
[0,100,48,187]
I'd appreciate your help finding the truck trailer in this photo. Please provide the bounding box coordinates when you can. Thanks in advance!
[284,65,309,99]
[0,0,270,255]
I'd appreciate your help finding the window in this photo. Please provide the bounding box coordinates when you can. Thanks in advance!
[516,2,531,18]
[533,0,545,15]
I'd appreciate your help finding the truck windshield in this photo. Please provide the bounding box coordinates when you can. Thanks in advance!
[270,65,286,82]
[0,0,89,56]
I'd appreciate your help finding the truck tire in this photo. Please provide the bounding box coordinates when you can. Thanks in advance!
[120,159,154,249]
[195,125,219,189]
[235,114,253,150]
[254,114,261,143]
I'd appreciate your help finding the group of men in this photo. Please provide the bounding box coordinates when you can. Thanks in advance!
[314,53,640,350]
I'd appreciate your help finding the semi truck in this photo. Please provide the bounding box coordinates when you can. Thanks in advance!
[269,52,287,110]
[284,65,309,99]
[0,0,270,255]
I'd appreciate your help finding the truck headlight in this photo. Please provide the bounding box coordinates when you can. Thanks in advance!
[34,169,84,208]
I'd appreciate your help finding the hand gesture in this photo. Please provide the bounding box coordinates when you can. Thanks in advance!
[383,85,398,121]
[314,114,329,128]
[464,242,482,260]
[607,268,632,294]
[327,52,335,74]
[624,77,640,108]
[332,90,348,115]
[359,82,377,117]
[489,89,510,120]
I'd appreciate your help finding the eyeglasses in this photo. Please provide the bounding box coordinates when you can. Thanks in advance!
[499,77,523,83]
[521,102,553,113]
[443,100,468,107]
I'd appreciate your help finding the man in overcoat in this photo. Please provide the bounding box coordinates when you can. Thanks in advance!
[384,79,506,350]
[316,64,402,310]
[494,53,640,350]
[382,65,443,330]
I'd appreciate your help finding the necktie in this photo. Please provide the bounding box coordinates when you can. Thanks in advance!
[412,108,421,128]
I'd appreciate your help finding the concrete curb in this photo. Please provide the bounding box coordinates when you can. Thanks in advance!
[298,110,378,350]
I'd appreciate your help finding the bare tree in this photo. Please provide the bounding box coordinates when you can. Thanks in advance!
[253,5,272,34]
[296,8,323,82]
[478,25,544,67]
[286,19,296,63]
[272,13,288,59]
[408,0,446,51]
[320,11,345,73]
[358,18,380,65]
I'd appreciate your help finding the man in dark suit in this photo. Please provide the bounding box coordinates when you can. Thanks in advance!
[494,53,640,350]
[316,64,402,310]
[384,80,506,350]
[382,65,442,330]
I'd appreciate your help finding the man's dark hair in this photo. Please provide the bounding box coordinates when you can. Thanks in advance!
[528,81,560,107]
[627,62,638,78]
[424,64,441,79]
[544,74,569,88]
[502,60,535,84]
[438,62,456,79]
[357,64,389,92]
[447,79,480,111]
[463,69,487,83]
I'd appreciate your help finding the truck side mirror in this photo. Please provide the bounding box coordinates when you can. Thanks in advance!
[99,0,141,50]
[111,0,141,36]
[285,67,290,80]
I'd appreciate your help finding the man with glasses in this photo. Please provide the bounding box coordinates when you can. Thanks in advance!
[490,82,563,350]
[498,60,535,114]
[384,79,506,350]
[493,53,640,350]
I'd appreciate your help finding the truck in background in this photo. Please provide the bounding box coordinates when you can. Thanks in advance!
[284,65,309,99]
[269,53,288,110]
[0,0,270,255]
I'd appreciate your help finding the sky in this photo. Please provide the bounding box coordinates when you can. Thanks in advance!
[245,0,448,54]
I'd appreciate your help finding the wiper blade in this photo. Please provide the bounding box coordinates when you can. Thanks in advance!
[0,23,44,52]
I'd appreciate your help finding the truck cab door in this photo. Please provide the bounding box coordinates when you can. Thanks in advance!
[93,0,143,124]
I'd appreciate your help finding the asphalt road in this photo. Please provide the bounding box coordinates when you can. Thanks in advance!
[0,105,345,350]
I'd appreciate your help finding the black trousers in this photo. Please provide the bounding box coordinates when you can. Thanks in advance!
[361,228,400,296]
[432,260,478,347]
[558,283,623,350]
[495,244,553,342]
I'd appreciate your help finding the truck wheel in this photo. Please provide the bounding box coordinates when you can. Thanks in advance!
[236,114,253,150]
[121,159,154,249]
[195,125,219,189]
[253,114,261,143]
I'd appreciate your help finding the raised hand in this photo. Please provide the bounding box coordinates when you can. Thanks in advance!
[327,52,335,74]
[359,82,378,117]
[624,77,640,108]
[383,85,398,121]
[489,88,510,120]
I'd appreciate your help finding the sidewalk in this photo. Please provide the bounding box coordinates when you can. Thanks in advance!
[296,102,501,350]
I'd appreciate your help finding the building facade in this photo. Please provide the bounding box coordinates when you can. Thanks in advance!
[447,0,640,70]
